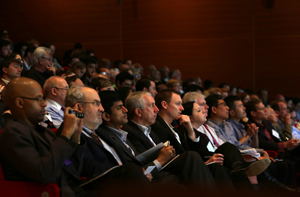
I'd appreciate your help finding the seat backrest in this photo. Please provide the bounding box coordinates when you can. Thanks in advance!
[0,161,5,180]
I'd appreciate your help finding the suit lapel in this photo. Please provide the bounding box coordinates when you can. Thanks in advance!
[98,125,137,161]
[127,120,156,148]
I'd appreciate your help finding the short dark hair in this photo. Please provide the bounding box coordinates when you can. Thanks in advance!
[73,61,86,70]
[182,78,195,90]
[82,56,98,65]
[184,84,203,93]
[244,98,262,119]
[0,57,21,77]
[90,77,113,91]
[65,75,80,87]
[115,71,134,85]
[24,44,37,57]
[155,89,179,110]
[270,100,284,112]
[224,96,241,111]
[0,39,11,48]
[99,90,121,114]
[116,87,132,105]
[135,78,153,91]
[205,94,223,118]
[218,82,230,89]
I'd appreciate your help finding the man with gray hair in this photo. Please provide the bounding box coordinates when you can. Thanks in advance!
[122,91,234,192]
[64,86,152,190]
[43,76,69,128]
[24,46,56,87]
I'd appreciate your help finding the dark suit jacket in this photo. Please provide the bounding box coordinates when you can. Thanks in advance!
[177,126,214,161]
[254,120,286,151]
[97,124,159,178]
[122,120,162,154]
[79,126,129,177]
[150,114,191,154]
[24,67,52,88]
[0,118,83,197]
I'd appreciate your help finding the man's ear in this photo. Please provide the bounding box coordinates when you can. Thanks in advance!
[73,103,83,112]
[135,108,142,117]
[102,112,110,122]
[274,110,279,115]
[51,87,57,96]
[116,81,121,88]
[211,106,218,114]
[15,97,24,109]
[95,87,99,93]
[250,111,256,118]
[2,67,8,74]
[38,57,43,64]
[143,87,148,92]
[161,101,168,110]
[229,110,235,117]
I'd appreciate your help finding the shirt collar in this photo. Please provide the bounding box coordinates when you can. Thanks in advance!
[227,118,244,129]
[131,120,152,136]
[46,99,62,111]
[106,125,128,143]
[1,78,9,84]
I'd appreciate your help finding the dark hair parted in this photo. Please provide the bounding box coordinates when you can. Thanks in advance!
[155,89,179,110]
[98,90,121,114]
[224,95,241,111]
[135,77,153,91]
[244,98,262,119]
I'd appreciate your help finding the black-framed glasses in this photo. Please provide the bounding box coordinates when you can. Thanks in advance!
[41,56,52,61]
[19,96,45,104]
[54,87,69,91]
[79,100,101,107]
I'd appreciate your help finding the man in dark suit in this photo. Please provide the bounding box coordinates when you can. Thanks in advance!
[0,77,86,197]
[64,86,151,192]
[99,90,235,193]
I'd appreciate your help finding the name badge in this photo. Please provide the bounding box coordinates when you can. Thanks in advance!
[207,142,215,152]
[272,129,281,141]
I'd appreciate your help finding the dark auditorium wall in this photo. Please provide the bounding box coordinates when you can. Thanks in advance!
[1,0,300,100]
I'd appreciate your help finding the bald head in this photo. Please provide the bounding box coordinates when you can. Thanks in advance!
[43,76,69,106]
[4,77,46,126]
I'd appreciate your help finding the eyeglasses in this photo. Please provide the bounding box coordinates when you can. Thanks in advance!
[218,102,227,107]
[79,100,101,107]
[41,56,52,61]
[19,96,45,104]
[54,87,69,91]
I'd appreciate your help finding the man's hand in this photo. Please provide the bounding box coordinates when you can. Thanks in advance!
[61,107,83,141]
[285,139,298,149]
[47,63,56,75]
[156,146,176,166]
[205,153,224,165]
[283,114,292,125]
[246,123,258,137]
[258,151,276,162]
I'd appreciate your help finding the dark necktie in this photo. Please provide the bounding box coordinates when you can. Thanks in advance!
[61,106,65,111]
[90,130,103,146]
